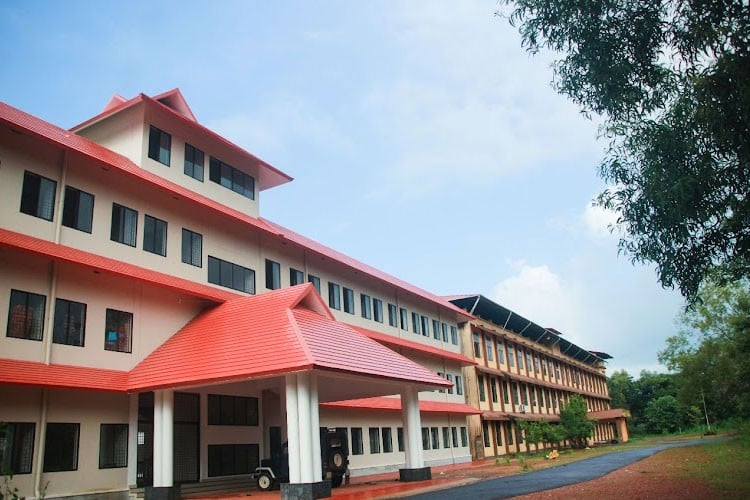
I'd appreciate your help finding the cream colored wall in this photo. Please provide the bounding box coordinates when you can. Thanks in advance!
[74,106,145,164]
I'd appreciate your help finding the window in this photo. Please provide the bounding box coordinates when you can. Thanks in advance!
[421,315,430,337]
[53,298,86,346]
[411,312,420,335]
[382,427,393,453]
[399,307,408,330]
[209,157,254,199]
[502,381,510,404]
[472,332,481,358]
[432,319,440,340]
[308,274,321,293]
[450,326,458,345]
[7,289,45,341]
[460,427,468,447]
[181,228,202,267]
[99,424,128,469]
[441,323,448,342]
[208,444,258,477]
[208,394,259,426]
[451,427,458,448]
[328,282,341,310]
[110,203,138,247]
[494,421,503,446]
[446,373,454,395]
[20,171,56,221]
[397,428,404,452]
[290,268,304,286]
[478,375,486,401]
[482,421,490,447]
[62,186,94,233]
[373,298,383,323]
[184,143,204,181]
[387,303,398,327]
[517,348,524,369]
[527,352,533,371]
[486,335,494,361]
[343,287,355,314]
[456,375,464,395]
[143,215,167,256]
[512,383,520,405]
[148,126,171,166]
[208,256,255,293]
[368,428,381,454]
[442,427,450,448]
[431,427,439,450]
[421,428,430,450]
[521,385,529,405]
[360,294,372,319]
[104,308,132,353]
[265,259,281,290]
[490,378,498,403]
[506,422,514,445]
[496,342,505,364]
[351,428,363,455]
[508,348,516,367]
[0,422,35,474]
[43,423,79,472]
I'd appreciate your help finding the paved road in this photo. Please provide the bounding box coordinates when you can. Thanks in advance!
[407,438,728,500]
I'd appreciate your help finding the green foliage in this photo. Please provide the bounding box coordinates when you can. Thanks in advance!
[501,0,750,301]
[519,419,563,448]
[644,395,684,433]
[558,395,596,448]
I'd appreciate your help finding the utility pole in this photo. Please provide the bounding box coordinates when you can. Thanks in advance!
[701,388,712,433]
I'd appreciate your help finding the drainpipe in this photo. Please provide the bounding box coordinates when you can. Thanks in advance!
[42,150,66,365]
[33,388,49,499]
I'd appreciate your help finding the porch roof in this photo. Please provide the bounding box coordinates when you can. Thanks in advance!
[321,396,481,415]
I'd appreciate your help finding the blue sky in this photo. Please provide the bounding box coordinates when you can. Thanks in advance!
[1,1,685,376]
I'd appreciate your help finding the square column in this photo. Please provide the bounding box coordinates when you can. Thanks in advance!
[147,389,180,500]
[399,387,431,482]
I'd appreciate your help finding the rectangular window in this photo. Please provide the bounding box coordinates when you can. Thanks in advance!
[99,424,128,469]
[360,294,372,319]
[490,378,498,403]
[421,315,430,337]
[421,428,430,450]
[148,126,171,166]
[512,383,520,405]
[482,421,490,447]
[441,323,448,342]
[446,373,454,395]
[517,348,524,369]
[208,256,255,293]
[502,381,510,405]
[184,143,204,181]
[368,428,381,454]
[494,421,503,446]
[381,427,393,453]
[456,375,464,395]
[207,443,259,477]
[411,312,420,335]
[0,422,35,474]
[207,394,259,426]
[399,308,408,330]
[62,186,94,233]
[478,375,486,402]
[442,427,450,449]
[522,385,529,405]
[343,287,355,314]
[181,228,202,267]
[450,326,458,345]
[20,171,56,221]
[431,427,439,450]
[43,423,79,472]
[53,298,86,347]
[508,348,516,367]
[209,157,255,200]
[397,428,404,452]
[473,332,481,358]
[328,282,341,310]
[451,427,458,448]
[373,298,383,323]
[486,335,494,361]
[290,268,304,286]
[7,289,45,341]
[143,215,167,256]
[432,319,440,340]
[506,422,514,445]
[460,427,468,447]
[527,353,533,371]
[110,203,138,247]
[351,428,363,455]
[387,303,398,327]
[308,274,321,293]
[104,308,132,353]
[265,259,281,290]
[496,342,505,364]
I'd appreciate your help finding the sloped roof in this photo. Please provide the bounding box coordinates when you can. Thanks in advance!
[482,410,560,422]
[588,408,630,420]
[129,284,453,392]
[321,397,481,415]
[352,326,475,366]
[0,358,128,392]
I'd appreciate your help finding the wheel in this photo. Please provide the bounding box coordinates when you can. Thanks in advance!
[331,475,343,488]
[256,471,275,491]
[327,448,346,472]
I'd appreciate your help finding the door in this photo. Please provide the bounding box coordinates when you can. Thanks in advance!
[173,392,200,483]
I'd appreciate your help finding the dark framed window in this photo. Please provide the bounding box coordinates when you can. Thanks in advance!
[456,375,464,395]
[20,171,56,221]
[208,394,258,426]
[181,228,202,267]
[308,274,321,293]
[62,186,94,233]
[265,259,281,290]
[0,422,35,474]
[184,143,204,181]
[387,303,398,327]
[490,378,498,403]
[421,428,430,450]
[450,325,458,345]
[431,427,439,450]
[290,268,304,286]
[482,421,490,447]
[343,287,355,314]
[494,421,503,446]
[53,298,86,346]
[373,298,383,323]
[208,256,255,293]
[99,424,128,468]
[460,427,468,447]
[360,294,371,319]
[486,335,494,361]
[148,126,171,166]
[442,427,450,449]
[104,308,133,353]
[446,373,454,395]
[451,427,458,447]
[328,282,341,310]
[505,422,514,445]
[381,427,393,453]
[143,215,167,256]
[517,348,525,370]
[411,312,420,335]
[441,323,448,342]
[397,427,404,452]
[7,290,46,341]
[399,308,408,330]
[208,443,258,477]
[503,381,510,405]
[508,348,516,367]
[473,333,481,358]
[432,319,440,340]
[497,342,505,364]
[351,428,363,455]
[209,157,254,199]
[421,315,430,337]
[478,375,486,402]
[368,428,380,454]
[43,423,79,472]
[110,203,137,247]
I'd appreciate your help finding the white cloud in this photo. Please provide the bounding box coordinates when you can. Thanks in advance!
[582,202,620,243]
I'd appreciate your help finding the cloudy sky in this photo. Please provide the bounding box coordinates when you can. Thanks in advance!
[1,1,685,376]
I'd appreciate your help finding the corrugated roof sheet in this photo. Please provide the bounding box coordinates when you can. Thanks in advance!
[352,326,475,366]
[321,397,481,415]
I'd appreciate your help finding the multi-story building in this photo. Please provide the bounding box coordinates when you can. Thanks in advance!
[0,90,479,500]
[449,294,629,459]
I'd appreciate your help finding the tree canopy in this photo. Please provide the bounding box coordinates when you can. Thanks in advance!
[501,0,750,301]
[558,394,596,447]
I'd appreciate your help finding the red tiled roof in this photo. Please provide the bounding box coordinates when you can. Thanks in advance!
[0,228,238,303]
[0,358,128,392]
[352,326,475,366]
[321,397,481,415]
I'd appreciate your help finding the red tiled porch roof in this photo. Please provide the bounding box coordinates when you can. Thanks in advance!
[0,358,128,392]
[321,396,481,415]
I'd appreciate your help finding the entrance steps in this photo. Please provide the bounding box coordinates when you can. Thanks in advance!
[129,476,256,499]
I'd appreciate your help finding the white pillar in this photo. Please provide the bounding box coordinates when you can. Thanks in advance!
[401,387,424,469]
[297,372,314,483]
[285,372,322,486]
[153,389,174,487]
[285,374,301,483]
[309,373,322,479]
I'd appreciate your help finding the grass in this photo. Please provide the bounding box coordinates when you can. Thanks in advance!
[692,429,750,495]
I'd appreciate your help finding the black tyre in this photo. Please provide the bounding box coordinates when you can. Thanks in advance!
[331,475,343,488]
[327,448,346,472]
[256,471,275,491]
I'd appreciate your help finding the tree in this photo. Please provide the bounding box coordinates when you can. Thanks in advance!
[558,395,596,448]
[607,369,635,411]
[501,1,750,301]
[519,419,564,449]
[644,395,685,433]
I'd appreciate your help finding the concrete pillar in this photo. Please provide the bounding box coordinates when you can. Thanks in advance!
[399,387,431,482]
[148,389,179,500]
[285,374,301,483]
[127,393,138,487]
